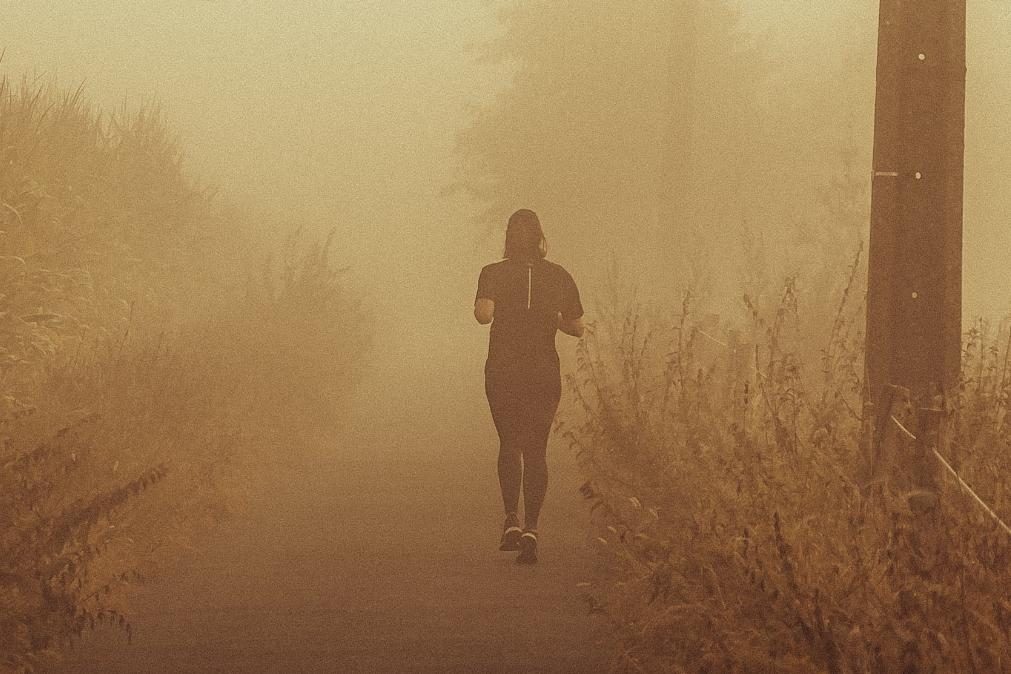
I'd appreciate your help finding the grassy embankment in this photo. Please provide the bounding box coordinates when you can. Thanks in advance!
[568,256,1011,672]
[0,76,370,671]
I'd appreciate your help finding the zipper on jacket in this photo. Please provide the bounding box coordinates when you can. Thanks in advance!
[526,264,532,309]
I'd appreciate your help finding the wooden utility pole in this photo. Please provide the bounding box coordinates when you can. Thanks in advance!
[866,1,966,412]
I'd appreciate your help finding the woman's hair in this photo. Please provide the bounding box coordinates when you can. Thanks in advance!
[504,208,547,260]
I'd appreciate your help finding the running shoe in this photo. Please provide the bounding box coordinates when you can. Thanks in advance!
[500,516,522,551]
[516,530,538,564]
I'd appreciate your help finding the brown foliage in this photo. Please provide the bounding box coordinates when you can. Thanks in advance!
[0,75,369,671]
[565,261,1011,672]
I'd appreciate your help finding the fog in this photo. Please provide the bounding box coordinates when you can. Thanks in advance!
[3,2,1010,669]
[2,2,510,446]
[4,2,1009,391]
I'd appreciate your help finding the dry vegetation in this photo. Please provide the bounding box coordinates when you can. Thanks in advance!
[0,75,369,671]
[566,259,1011,672]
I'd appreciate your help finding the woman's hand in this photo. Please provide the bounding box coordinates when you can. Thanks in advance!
[557,312,584,338]
[474,298,495,325]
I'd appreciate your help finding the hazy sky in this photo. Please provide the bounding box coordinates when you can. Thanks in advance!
[1,1,507,427]
[2,1,1009,358]
[1,1,501,245]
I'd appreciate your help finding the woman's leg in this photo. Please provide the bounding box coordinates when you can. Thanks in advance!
[519,386,561,531]
[486,378,523,517]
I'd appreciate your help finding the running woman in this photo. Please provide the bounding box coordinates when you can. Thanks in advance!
[474,209,584,564]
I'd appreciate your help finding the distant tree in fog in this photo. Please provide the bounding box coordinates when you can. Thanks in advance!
[457,0,766,295]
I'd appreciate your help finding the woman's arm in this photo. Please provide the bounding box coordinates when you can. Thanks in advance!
[558,313,584,338]
[474,298,495,325]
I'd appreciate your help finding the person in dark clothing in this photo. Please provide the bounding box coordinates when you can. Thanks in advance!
[474,209,584,564]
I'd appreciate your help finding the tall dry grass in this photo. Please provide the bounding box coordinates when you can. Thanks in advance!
[0,74,369,671]
[566,254,1011,672]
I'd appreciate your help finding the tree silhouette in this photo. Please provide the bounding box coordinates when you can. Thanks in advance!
[458,1,765,294]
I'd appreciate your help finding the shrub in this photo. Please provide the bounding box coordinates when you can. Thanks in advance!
[566,256,1011,672]
[0,73,369,671]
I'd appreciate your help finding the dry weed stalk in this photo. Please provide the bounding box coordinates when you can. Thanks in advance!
[567,258,1011,672]
[0,74,370,671]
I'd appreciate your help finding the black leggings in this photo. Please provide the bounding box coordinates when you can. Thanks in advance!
[485,375,561,531]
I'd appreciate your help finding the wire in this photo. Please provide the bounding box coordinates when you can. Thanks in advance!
[890,415,1011,536]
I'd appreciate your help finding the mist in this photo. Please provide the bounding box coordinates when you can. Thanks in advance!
[5,2,1010,377]
[3,2,1011,671]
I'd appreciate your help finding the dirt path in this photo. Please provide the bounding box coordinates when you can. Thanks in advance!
[51,398,607,672]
